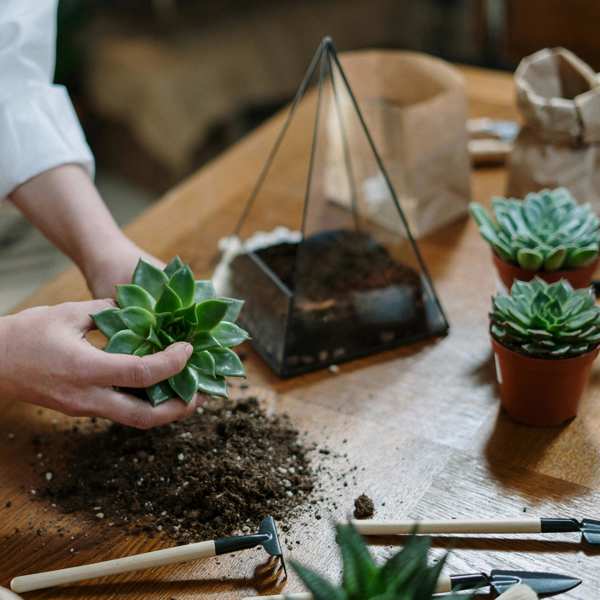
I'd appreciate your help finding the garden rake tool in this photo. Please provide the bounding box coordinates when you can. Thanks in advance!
[10,516,286,593]
[351,516,600,545]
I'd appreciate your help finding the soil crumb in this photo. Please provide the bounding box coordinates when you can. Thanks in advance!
[37,397,317,543]
[353,494,375,519]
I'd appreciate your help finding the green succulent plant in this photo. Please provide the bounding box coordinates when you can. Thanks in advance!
[470,188,600,271]
[491,277,600,358]
[291,522,465,600]
[92,257,249,405]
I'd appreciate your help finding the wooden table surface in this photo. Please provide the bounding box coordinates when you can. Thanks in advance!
[2,64,600,599]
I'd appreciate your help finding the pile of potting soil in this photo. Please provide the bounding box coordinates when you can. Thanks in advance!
[37,397,317,543]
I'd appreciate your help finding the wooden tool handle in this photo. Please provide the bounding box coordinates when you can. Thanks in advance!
[352,518,542,535]
[10,540,216,593]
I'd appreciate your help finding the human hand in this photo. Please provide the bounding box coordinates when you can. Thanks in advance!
[0,299,202,428]
[84,236,165,299]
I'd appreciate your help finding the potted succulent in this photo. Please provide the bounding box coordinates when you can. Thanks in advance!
[291,522,465,599]
[92,257,249,405]
[490,277,600,426]
[470,188,600,289]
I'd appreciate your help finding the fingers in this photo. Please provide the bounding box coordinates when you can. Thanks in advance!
[88,388,199,429]
[88,342,193,388]
[60,299,117,329]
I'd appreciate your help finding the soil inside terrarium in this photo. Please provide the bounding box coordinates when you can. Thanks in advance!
[35,398,320,544]
[229,229,431,374]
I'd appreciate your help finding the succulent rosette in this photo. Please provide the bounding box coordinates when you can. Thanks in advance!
[491,277,600,358]
[93,257,249,405]
[470,188,600,271]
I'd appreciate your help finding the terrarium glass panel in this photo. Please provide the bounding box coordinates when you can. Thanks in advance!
[215,38,449,377]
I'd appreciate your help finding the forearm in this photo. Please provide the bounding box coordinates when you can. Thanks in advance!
[9,164,130,282]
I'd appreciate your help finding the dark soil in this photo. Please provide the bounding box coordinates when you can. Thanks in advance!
[229,229,438,376]
[36,398,318,544]
[353,493,375,519]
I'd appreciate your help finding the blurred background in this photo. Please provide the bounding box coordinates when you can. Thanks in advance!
[2,0,600,312]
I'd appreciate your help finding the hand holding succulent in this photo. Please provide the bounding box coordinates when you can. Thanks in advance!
[470,188,600,271]
[93,257,249,405]
[491,278,600,358]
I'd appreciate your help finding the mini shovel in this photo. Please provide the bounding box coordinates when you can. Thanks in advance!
[242,567,581,598]
[10,516,286,593]
[351,516,600,544]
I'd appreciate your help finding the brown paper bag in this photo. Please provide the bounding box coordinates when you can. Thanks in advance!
[325,50,471,239]
[507,47,600,204]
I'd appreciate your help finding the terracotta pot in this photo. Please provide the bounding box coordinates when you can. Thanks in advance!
[492,252,599,290]
[491,337,599,426]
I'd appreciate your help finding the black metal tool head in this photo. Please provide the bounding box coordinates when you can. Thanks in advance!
[258,516,287,579]
[490,570,582,597]
[581,519,600,545]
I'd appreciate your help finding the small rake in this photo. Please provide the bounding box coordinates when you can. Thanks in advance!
[10,516,286,593]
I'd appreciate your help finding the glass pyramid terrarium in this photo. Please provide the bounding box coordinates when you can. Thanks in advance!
[214,37,449,377]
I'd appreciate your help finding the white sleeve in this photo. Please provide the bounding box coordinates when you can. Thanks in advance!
[0,0,94,199]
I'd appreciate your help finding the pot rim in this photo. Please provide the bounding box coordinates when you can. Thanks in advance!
[490,333,600,365]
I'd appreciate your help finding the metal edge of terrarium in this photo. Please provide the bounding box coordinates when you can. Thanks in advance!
[233,40,327,238]
[270,326,449,378]
[282,39,331,370]
[325,39,450,335]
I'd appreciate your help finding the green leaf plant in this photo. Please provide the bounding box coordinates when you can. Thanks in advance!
[92,257,249,405]
[291,522,466,600]
[470,188,600,271]
[491,277,600,358]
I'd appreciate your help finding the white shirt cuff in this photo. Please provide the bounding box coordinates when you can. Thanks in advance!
[0,83,95,199]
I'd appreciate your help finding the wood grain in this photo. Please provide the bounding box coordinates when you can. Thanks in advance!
[2,64,599,599]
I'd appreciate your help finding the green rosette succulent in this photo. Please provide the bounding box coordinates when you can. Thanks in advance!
[491,277,600,358]
[291,522,465,600]
[470,188,600,271]
[92,257,249,405]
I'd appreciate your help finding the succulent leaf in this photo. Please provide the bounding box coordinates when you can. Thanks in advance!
[93,308,126,338]
[116,284,155,311]
[491,277,600,358]
[195,372,227,397]
[471,189,600,272]
[147,381,173,406]
[119,306,156,336]
[194,280,216,303]
[104,329,144,354]
[169,265,195,307]
[155,284,182,313]
[196,299,229,331]
[93,257,248,405]
[132,258,168,299]
[168,366,199,404]
[164,256,185,278]
[189,350,216,376]
[210,348,245,377]
[212,321,249,346]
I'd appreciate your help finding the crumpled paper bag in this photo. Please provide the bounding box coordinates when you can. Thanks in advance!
[508,47,600,207]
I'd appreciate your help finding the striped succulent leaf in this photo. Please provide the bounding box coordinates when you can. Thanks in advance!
[92,257,249,405]
[292,523,465,600]
[490,277,600,358]
[470,188,600,271]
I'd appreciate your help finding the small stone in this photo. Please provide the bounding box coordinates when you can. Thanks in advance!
[177,453,185,461]
[45,472,53,481]
[328,364,340,374]
[96,512,104,519]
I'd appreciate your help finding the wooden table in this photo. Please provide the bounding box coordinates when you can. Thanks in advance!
[1,65,599,599]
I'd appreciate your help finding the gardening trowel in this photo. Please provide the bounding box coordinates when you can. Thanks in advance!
[10,516,286,593]
[242,568,581,598]
[351,516,600,545]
